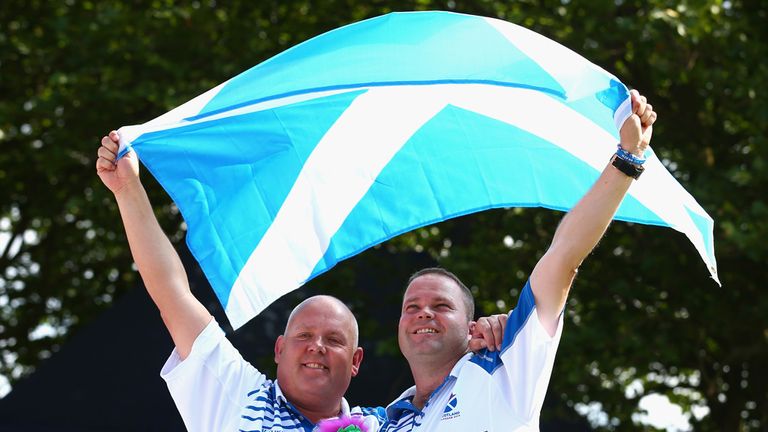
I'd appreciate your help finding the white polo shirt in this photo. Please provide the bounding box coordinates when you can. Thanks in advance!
[382,280,563,431]
[160,319,384,432]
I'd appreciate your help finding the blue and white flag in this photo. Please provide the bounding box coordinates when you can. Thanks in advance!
[117,11,718,329]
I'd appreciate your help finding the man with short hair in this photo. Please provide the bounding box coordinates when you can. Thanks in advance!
[383,89,657,431]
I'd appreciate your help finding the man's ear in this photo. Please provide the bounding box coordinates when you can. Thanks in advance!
[274,335,284,364]
[350,347,364,377]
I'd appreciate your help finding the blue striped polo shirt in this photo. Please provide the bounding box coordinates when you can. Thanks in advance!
[161,319,385,431]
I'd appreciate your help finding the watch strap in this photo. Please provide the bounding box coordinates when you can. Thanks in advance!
[611,155,645,179]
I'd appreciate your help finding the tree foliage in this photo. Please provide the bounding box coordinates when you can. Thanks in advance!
[1,0,766,430]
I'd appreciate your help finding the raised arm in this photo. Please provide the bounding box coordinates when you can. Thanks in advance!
[530,90,657,335]
[96,131,212,358]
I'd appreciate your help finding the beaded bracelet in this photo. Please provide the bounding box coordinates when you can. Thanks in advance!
[615,144,647,165]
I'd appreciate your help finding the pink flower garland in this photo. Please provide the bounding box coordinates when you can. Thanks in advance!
[316,415,368,432]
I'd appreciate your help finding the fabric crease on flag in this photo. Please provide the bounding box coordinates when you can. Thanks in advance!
[116,11,718,329]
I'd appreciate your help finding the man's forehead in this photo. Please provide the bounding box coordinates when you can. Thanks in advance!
[291,306,349,323]
[403,276,461,303]
[289,321,347,334]
[403,294,457,306]
[286,319,354,343]
[287,302,354,330]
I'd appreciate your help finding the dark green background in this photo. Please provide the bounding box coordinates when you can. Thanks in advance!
[1,1,766,430]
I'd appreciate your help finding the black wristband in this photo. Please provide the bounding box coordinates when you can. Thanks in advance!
[611,155,645,179]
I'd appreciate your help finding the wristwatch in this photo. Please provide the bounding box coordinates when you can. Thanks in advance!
[611,155,645,179]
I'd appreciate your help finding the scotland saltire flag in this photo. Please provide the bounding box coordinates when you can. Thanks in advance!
[117,11,718,329]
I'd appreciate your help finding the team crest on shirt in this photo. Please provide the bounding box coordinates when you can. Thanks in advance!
[441,393,461,420]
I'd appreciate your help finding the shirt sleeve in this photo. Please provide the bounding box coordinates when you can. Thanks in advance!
[497,279,563,425]
[160,318,268,432]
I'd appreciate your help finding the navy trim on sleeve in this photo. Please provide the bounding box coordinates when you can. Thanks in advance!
[500,280,536,355]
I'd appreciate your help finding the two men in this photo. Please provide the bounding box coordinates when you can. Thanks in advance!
[98,86,655,431]
[97,133,504,430]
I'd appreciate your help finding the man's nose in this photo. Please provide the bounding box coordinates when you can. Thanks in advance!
[307,337,327,353]
[417,307,435,319]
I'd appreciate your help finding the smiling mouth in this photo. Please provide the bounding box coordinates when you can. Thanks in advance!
[303,362,328,370]
[414,328,438,334]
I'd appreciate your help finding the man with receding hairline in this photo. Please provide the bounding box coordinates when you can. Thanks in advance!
[96,132,386,431]
[161,293,378,431]
[272,295,363,421]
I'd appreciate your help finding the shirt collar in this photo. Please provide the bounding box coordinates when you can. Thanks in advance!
[448,352,472,378]
[385,386,419,420]
[274,379,289,403]
[385,353,472,420]
[387,386,417,410]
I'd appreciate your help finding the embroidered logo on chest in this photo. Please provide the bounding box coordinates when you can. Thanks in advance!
[441,393,461,420]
